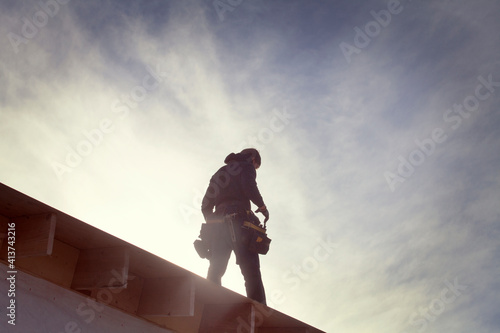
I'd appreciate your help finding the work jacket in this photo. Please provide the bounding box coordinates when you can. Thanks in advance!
[201,152,265,221]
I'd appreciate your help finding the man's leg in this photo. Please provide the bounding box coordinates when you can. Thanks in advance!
[207,224,232,285]
[238,250,267,305]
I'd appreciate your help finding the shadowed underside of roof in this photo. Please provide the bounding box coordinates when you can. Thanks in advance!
[0,182,325,333]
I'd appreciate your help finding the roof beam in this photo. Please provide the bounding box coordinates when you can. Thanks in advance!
[71,246,130,290]
[258,328,312,333]
[11,213,56,257]
[199,303,256,333]
[14,239,80,288]
[89,273,144,314]
[137,276,195,317]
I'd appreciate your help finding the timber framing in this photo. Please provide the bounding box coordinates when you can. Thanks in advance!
[0,182,325,333]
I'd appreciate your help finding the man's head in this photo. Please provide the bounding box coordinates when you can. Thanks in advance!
[240,148,261,169]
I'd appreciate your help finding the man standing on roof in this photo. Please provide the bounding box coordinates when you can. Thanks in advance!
[199,148,269,305]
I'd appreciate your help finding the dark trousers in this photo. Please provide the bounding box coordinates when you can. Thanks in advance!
[206,212,266,305]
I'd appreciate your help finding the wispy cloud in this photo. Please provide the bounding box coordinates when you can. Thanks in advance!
[1,0,499,332]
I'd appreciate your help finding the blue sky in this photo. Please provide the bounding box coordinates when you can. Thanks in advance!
[1,0,500,332]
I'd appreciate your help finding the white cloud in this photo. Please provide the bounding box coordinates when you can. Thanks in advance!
[1,1,500,332]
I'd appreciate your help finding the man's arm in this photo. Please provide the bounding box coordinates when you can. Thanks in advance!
[201,181,216,221]
[240,164,265,209]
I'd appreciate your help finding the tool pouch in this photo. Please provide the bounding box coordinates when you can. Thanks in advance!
[193,239,210,259]
[242,220,271,255]
[194,223,216,259]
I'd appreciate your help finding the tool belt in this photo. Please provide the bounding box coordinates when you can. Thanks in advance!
[194,211,271,259]
[241,220,271,255]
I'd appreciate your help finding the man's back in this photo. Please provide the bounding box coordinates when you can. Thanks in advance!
[201,152,264,220]
[197,148,269,304]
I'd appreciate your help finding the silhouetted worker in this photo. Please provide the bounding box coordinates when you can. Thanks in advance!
[199,148,269,304]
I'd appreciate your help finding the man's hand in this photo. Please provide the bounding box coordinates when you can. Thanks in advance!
[255,205,269,223]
